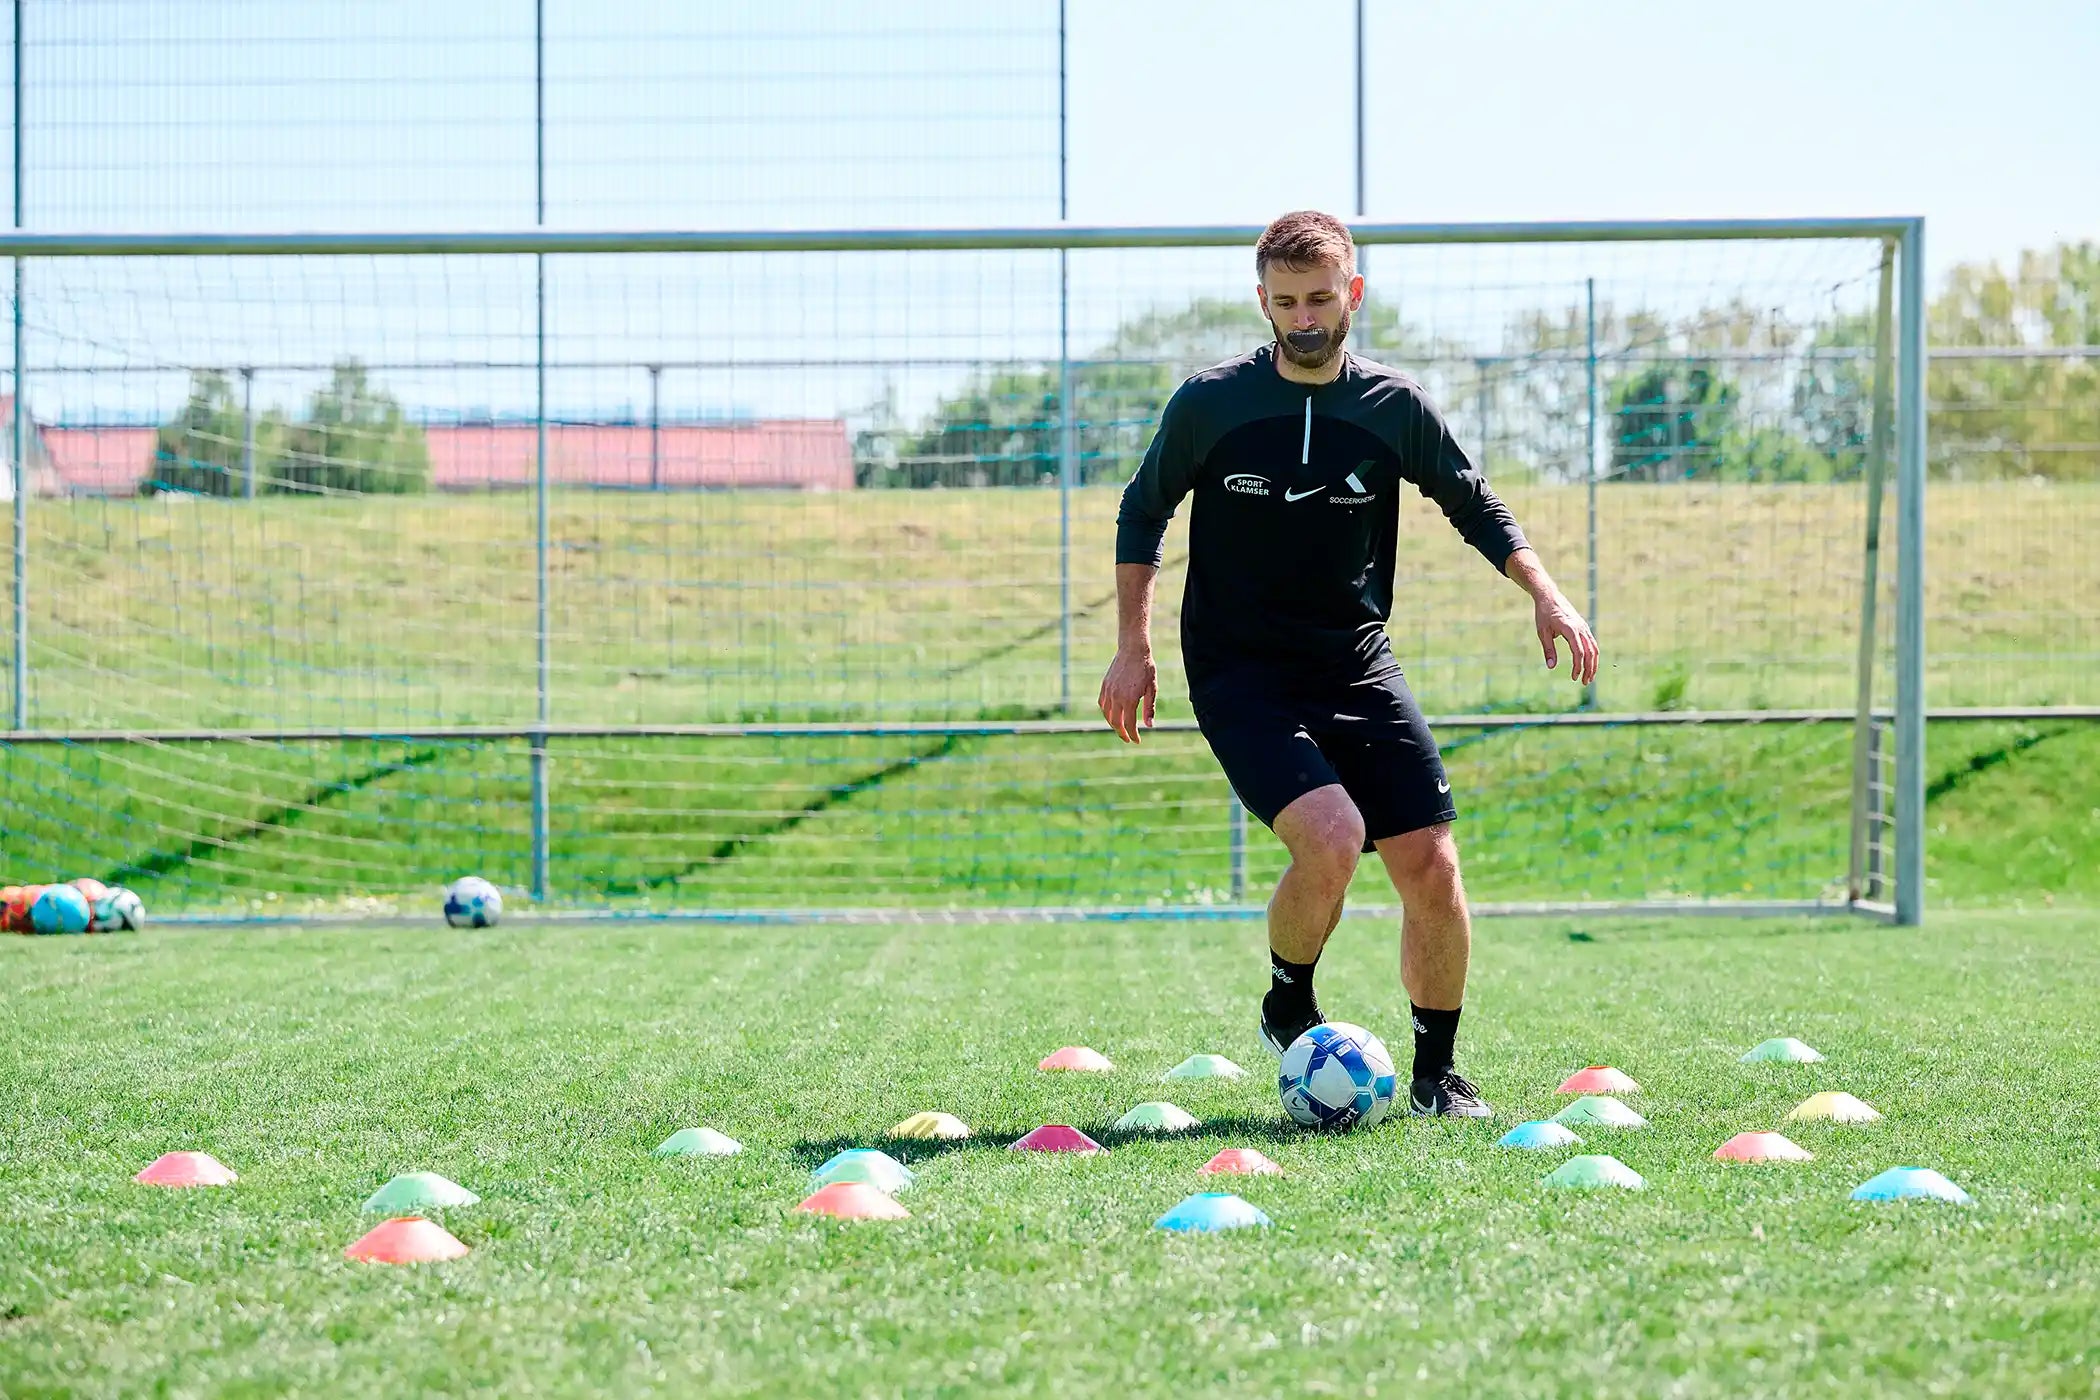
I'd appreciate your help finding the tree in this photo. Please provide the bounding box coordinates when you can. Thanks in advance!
[145,360,430,497]
[277,360,431,495]
[1608,362,1737,481]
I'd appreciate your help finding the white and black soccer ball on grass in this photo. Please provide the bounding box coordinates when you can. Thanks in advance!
[91,887,146,932]
[443,876,503,929]
[1278,1022,1398,1131]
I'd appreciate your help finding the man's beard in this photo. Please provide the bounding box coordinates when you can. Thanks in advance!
[1274,306,1352,369]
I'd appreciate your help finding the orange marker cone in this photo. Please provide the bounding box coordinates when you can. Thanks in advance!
[1199,1148,1284,1177]
[135,1152,237,1187]
[344,1217,470,1263]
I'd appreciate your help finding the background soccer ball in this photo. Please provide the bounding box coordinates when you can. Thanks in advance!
[1278,1022,1398,1131]
[30,884,93,935]
[443,876,503,929]
[69,876,111,906]
[92,887,146,932]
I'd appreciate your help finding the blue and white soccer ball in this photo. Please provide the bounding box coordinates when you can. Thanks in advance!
[91,887,146,932]
[1278,1022,1398,1131]
[443,876,503,929]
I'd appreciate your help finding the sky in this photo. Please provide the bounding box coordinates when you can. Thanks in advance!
[2,0,2094,424]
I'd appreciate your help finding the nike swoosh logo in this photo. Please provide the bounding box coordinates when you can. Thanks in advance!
[1436,779,1451,793]
[1283,486,1321,502]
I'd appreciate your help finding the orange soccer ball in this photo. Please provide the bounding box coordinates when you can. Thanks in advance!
[3,885,43,933]
[69,877,111,906]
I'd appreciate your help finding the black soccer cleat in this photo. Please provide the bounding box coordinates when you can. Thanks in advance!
[1258,992,1324,1059]
[1408,1069,1494,1119]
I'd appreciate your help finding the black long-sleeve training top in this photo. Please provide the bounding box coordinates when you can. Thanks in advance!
[1116,343,1529,687]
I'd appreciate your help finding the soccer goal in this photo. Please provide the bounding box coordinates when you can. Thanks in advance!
[0,219,1929,924]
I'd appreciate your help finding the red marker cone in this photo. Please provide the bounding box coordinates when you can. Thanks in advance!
[1200,1148,1284,1177]
[344,1217,470,1263]
[135,1152,237,1187]
[1009,1124,1105,1153]
[1038,1046,1115,1072]
[1557,1066,1640,1094]
[795,1182,911,1220]
[1713,1131,1813,1163]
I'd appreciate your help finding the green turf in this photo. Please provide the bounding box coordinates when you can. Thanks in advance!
[3,911,2096,1396]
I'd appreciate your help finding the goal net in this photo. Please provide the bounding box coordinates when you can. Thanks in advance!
[0,222,1927,921]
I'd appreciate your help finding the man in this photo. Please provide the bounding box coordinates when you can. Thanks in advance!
[1098,210,1598,1118]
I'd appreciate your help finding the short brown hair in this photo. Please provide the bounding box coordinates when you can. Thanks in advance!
[1256,210,1356,280]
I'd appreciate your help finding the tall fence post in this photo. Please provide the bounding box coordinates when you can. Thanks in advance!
[1055,0,1073,714]
[528,0,552,903]
[1583,277,1599,710]
[10,0,24,732]
[647,362,661,490]
[1893,218,1927,927]
[1228,791,1248,902]
[240,366,256,498]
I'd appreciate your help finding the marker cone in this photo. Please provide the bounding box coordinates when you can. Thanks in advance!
[795,1182,911,1220]
[1497,1120,1583,1150]
[1713,1131,1813,1163]
[1199,1148,1283,1177]
[1039,1046,1115,1072]
[135,1152,237,1187]
[1009,1124,1104,1154]
[1851,1167,1970,1203]
[1153,1192,1271,1232]
[1114,1102,1199,1133]
[889,1112,970,1140]
[345,1217,470,1263]
[1786,1091,1880,1124]
[810,1149,915,1195]
[1163,1054,1246,1081]
[653,1127,743,1157]
[1741,1037,1824,1064]
[1552,1095,1647,1128]
[360,1172,479,1214]
[1557,1066,1640,1094]
[1541,1154,1646,1190]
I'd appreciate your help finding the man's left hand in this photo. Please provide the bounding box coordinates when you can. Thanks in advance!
[1535,593,1599,687]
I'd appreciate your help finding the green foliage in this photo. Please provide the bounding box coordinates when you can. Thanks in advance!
[143,360,430,497]
[1608,362,1738,480]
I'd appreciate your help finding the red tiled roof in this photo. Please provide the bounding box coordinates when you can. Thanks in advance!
[44,426,158,495]
[27,416,854,496]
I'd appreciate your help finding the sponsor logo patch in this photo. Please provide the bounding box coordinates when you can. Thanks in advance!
[1224,473,1271,496]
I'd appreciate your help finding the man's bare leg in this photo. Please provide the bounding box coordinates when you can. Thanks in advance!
[1259,785,1364,1052]
[1374,822,1490,1116]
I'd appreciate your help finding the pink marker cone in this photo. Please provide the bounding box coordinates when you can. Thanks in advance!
[344,1217,470,1263]
[1039,1046,1115,1072]
[1009,1124,1105,1153]
[1713,1131,1813,1163]
[135,1152,237,1187]
[1557,1066,1640,1094]
[1199,1148,1284,1177]
[795,1182,911,1220]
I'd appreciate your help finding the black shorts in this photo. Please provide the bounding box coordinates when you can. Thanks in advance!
[1190,665,1455,851]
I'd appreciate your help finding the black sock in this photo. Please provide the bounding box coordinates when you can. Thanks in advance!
[1266,949,1319,1023]
[1411,1004,1461,1080]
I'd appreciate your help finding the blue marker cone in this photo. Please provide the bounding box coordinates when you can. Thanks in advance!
[1153,1192,1272,1233]
[811,1149,916,1195]
[1851,1167,1971,1204]
[1498,1120,1583,1150]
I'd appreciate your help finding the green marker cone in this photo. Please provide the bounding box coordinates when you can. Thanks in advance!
[1114,1101,1200,1133]
[1741,1037,1824,1064]
[1552,1095,1648,1128]
[653,1127,743,1157]
[360,1171,480,1214]
[1163,1054,1246,1081]
[1541,1154,1646,1190]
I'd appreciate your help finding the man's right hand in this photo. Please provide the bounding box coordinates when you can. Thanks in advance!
[1097,648,1159,744]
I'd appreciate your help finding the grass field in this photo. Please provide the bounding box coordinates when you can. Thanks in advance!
[4,909,2097,1396]
[11,482,2100,729]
